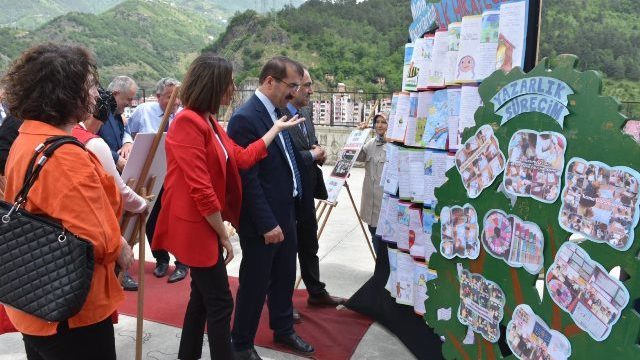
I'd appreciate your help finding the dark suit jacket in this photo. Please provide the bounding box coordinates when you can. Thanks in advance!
[227,94,305,238]
[282,106,317,167]
[97,111,131,163]
[279,105,324,216]
[152,109,267,267]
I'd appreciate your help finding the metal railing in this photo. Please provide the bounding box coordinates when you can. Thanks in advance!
[219,89,394,127]
[133,88,640,124]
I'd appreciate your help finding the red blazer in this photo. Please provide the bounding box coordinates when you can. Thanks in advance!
[152,109,267,267]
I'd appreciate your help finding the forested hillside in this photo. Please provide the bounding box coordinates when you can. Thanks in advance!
[540,0,640,100]
[0,0,224,88]
[0,0,638,102]
[0,0,303,29]
[211,0,640,100]
[207,0,411,92]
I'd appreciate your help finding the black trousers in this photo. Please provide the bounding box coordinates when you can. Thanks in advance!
[22,316,115,360]
[296,213,326,296]
[231,217,297,351]
[146,186,183,267]
[178,249,233,360]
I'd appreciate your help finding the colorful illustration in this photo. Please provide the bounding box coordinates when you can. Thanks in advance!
[458,269,505,343]
[546,242,630,341]
[439,204,480,259]
[482,209,544,275]
[559,158,640,251]
[455,125,506,198]
[496,34,516,72]
[413,263,438,316]
[504,130,567,203]
[448,22,461,52]
[395,252,414,305]
[420,89,449,149]
[395,201,412,251]
[457,55,476,81]
[480,12,500,44]
[507,304,572,360]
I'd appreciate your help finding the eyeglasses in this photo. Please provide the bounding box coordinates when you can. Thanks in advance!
[274,78,301,92]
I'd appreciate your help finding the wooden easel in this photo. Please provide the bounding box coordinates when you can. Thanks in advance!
[294,101,381,289]
[119,86,180,360]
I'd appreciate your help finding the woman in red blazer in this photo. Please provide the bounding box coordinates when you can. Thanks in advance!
[152,54,302,360]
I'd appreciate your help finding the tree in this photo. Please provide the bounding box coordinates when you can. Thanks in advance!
[423,55,640,359]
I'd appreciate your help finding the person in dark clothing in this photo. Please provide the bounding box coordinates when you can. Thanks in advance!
[0,114,22,175]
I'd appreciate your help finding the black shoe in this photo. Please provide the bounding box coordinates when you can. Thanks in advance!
[168,265,188,283]
[122,272,138,291]
[274,332,315,356]
[307,292,347,307]
[153,262,169,278]
[233,347,262,360]
[293,308,302,324]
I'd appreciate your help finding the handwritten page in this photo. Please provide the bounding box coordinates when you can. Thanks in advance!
[445,22,462,85]
[426,30,448,88]
[477,10,500,80]
[447,87,462,151]
[455,15,482,83]
[414,36,433,90]
[496,0,527,72]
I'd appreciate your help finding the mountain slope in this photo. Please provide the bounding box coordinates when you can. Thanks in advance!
[0,0,224,89]
[209,0,640,99]
[0,0,122,28]
[206,0,411,92]
[0,0,305,29]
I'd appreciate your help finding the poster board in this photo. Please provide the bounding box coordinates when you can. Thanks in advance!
[120,132,167,241]
[325,128,372,203]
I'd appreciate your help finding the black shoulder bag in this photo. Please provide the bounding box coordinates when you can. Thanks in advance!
[0,136,95,322]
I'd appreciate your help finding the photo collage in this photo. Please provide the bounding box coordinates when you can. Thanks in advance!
[440,204,480,259]
[559,158,640,251]
[504,130,567,203]
[458,269,505,343]
[482,209,544,274]
[455,125,506,198]
[546,242,630,341]
[506,304,572,360]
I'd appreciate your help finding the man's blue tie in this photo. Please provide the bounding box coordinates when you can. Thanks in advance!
[282,129,303,199]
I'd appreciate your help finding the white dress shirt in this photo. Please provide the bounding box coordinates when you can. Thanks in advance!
[254,89,298,197]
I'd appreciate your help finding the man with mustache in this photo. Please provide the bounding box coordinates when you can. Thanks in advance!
[278,68,345,323]
[228,57,315,360]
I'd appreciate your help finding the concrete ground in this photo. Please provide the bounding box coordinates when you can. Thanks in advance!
[0,167,416,360]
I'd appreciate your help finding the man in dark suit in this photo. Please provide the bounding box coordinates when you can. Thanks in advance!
[279,68,346,315]
[99,76,136,172]
[97,75,138,291]
[228,57,315,360]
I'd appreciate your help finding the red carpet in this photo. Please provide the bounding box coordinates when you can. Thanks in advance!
[119,261,373,359]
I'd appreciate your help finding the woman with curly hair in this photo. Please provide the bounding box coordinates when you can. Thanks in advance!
[1,43,133,360]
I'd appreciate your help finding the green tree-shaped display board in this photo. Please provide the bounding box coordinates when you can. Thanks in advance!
[424,54,640,359]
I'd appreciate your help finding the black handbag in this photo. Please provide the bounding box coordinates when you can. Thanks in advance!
[0,136,95,322]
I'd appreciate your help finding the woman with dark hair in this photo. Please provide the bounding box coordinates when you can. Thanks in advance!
[357,113,388,256]
[151,53,302,360]
[1,43,133,359]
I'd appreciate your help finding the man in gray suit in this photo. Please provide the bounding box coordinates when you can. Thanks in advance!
[279,68,346,315]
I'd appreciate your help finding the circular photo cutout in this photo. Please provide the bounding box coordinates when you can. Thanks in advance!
[548,279,573,307]
[483,211,513,256]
